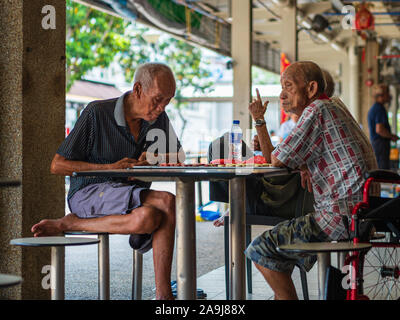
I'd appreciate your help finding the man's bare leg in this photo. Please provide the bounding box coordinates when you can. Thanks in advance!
[254,262,298,300]
[140,190,176,300]
[31,189,175,300]
[31,205,162,236]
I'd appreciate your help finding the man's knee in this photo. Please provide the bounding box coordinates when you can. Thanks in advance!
[160,191,175,213]
[140,190,176,229]
[129,206,162,234]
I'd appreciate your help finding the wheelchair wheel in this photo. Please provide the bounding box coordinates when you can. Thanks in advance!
[360,234,400,300]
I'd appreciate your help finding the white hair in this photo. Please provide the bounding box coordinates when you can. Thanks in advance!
[133,63,175,92]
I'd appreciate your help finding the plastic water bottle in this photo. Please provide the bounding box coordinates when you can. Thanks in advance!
[229,120,242,162]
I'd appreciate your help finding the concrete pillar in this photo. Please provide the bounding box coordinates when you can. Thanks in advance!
[348,39,361,122]
[279,1,297,126]
[231,0,252,137]
[360,39,379,136]
[281,1,298,63]
[389,85,398,133]
[0,0,65,299]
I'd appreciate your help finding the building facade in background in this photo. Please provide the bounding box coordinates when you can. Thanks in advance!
[66,48,281,156]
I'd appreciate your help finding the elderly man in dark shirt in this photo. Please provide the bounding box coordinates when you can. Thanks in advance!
[31,62,184,300]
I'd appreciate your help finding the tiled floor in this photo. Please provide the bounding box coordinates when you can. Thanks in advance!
[195,225,346,301]
[197,259,321,300]
[197,238,400,301]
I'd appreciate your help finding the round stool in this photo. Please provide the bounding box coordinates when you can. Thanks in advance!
[10,236,99,300]
[64,231,144,300]
[132,249,143,300]
[64,231,110,300]
[0,274,23,288]
[278,242,372,300]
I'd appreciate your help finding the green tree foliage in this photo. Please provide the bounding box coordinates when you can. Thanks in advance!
[118,33,214,137]
[66,0,215,138]
[66,0,130,91]
[252,66,280,85]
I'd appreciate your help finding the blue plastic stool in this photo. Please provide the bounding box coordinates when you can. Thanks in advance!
[197,201,220,221]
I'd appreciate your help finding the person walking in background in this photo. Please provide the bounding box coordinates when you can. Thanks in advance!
[367,84,399,169]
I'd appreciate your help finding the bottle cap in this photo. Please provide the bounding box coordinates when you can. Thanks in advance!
[233,120,240,124]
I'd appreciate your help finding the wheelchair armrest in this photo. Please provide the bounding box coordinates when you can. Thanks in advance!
[364,170,400,182]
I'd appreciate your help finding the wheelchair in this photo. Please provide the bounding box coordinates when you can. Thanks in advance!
[345,170,400,300]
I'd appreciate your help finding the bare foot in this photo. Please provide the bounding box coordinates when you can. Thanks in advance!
[156,293,175,300]
[155,285,175,300]
[31,213,78,237]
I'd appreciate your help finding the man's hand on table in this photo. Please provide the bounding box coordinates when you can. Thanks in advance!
[111,157,149,169]
[138,151,185,165]
[111,157,149,182]
[138,151,166,165]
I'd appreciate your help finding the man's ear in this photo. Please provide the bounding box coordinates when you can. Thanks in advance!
[307,81,319,99]
[133,82,142,98]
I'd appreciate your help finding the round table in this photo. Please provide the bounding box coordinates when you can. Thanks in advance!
[278,242,372,300]
[10,236,100,300]
[0,274,22,288]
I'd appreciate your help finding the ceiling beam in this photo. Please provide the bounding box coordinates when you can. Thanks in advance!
[253,21,281,33]
[298,2,332,15]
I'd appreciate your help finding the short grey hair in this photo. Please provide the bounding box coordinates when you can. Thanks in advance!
[133,62,175,92]
[322,69,335,97]
[286,61,326,94]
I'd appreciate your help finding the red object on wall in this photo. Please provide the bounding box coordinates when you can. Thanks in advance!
[355,4,374,31]
[280,52,291,74]
[365,79,374,87]
[280,52,291,123]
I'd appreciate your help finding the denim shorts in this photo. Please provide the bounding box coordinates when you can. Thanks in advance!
[68,181,147,219]
[244,213,332,273]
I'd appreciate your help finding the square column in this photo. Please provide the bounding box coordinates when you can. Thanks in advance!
[0,0,65,299]
[280,1,298,63]
[231,0,252,134]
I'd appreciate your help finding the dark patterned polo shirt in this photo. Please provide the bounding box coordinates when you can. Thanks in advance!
[57,91,182,200]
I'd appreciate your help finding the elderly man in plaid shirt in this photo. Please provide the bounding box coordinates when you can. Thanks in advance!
[245,61,377,300]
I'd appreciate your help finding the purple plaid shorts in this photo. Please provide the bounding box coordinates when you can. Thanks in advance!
[68,182,147,218]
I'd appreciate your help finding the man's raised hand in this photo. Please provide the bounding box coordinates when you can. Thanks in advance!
[249,88,269,120]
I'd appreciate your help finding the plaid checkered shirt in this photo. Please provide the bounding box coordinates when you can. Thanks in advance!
[272,96,377,240]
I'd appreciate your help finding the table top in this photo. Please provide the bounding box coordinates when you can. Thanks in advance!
[278,242,372,253]
[10,236,100,247]
[0,179,21,187]
[73,166,291,180]
[64,230,109,236]
[0,274,23,288]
